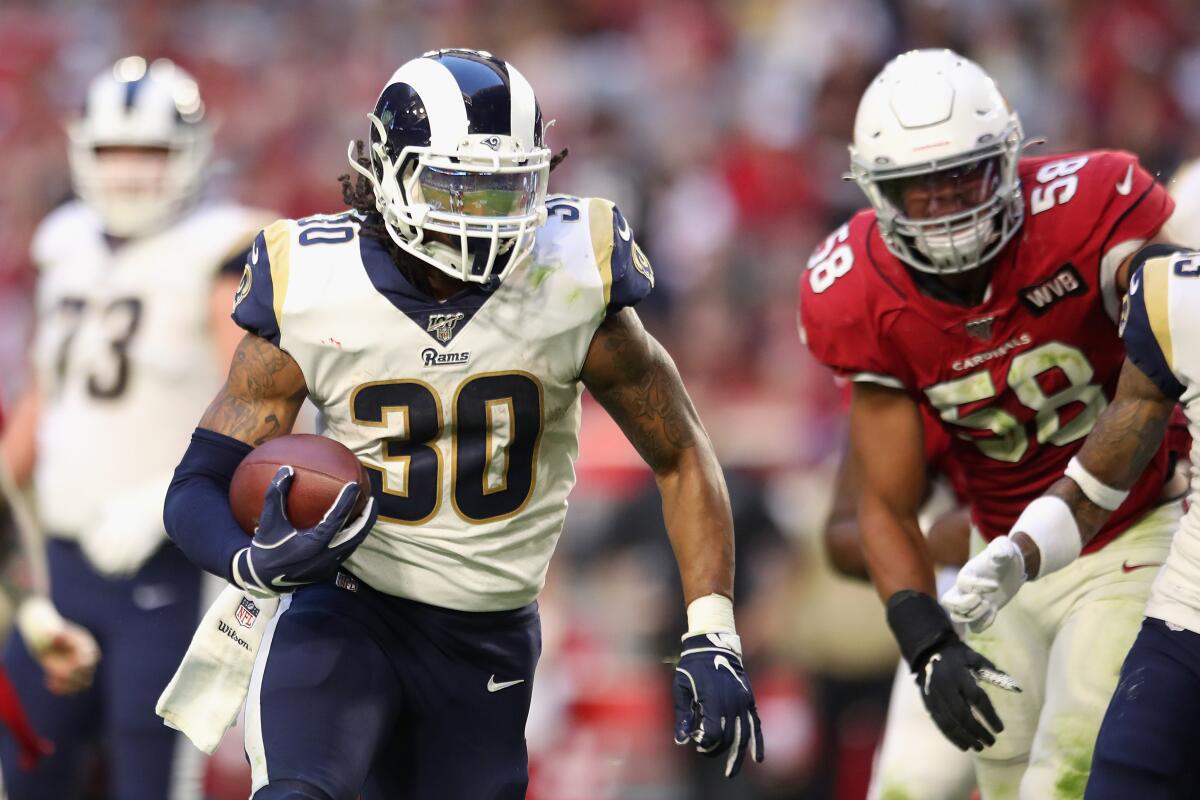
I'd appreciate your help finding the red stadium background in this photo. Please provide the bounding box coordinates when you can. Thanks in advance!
[0,0,1197,797]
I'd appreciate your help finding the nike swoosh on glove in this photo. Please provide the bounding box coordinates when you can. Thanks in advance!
[917,640,1005,752]
[673,632,764,778]
[941,536,1026,633]
[231,466,376,597]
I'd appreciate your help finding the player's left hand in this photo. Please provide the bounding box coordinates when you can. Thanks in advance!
[941,536,1027,633]
[16,597,100,695]
[673,633,764,778]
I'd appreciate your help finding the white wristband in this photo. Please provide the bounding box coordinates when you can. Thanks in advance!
[1011,496,1082,578]
[1065,457,1130,511]
[16,596,67,653]
[685,593,736,635]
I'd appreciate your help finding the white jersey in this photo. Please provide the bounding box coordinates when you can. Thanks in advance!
[1121,249,1200,632]
[31,201,268,537]
[232,197,654,611]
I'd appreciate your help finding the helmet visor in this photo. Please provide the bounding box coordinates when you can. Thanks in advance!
[878,156,1002,220]
[418,167,541,219]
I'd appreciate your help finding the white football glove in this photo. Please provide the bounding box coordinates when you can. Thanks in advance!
[940,536,1027,633]
[79,477,172,578]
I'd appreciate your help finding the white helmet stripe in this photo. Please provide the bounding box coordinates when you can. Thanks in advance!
[386,59,469,150]
[506,62,538,148]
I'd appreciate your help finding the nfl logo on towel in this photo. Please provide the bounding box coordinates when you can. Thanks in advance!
[235,597,260,629]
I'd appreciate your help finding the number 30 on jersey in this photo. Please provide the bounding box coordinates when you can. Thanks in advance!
[351,372,544,525]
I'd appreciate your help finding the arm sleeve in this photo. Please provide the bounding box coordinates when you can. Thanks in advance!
[1120,255,1186,400]
[163,429,254,583]
[588,199,653,314]
[231,221,291,346]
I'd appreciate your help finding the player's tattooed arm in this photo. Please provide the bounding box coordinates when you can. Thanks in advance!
[849,382,938,600]
[1017,359,1174,575]
[199,333,308,446]
[581,308,734,602]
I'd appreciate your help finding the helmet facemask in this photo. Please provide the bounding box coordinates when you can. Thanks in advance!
[67,57,211,238]
[348,113,551,285]
[68,135,211,238]
[852,121,1024,275]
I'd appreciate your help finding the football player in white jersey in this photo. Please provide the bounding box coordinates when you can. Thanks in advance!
[163,48,763,799]
[941,243,1200,797]
[939,168,1200,797]
[0,56,270,799]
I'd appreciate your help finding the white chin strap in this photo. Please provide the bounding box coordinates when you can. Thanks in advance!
[914,216,997,270]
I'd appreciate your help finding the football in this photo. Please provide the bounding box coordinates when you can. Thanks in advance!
[229,434,372,534]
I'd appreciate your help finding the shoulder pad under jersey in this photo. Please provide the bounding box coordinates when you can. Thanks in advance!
[1121,247,1200,401]
[560,195,653,315]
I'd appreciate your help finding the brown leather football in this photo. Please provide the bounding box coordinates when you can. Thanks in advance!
[229,434,371,534]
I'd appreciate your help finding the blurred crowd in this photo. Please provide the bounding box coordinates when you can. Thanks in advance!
[1,0,1198,797]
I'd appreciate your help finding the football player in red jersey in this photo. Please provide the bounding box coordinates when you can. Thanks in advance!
[824,414,978,800]
[798,49,1187,798]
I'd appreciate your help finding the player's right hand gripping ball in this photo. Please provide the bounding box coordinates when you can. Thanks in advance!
[231,467,377,597]
[673,633,764,777]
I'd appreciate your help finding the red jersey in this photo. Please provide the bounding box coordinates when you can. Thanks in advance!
[800,150,1174,551]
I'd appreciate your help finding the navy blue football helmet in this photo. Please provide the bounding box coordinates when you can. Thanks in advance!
[348,49,551,284]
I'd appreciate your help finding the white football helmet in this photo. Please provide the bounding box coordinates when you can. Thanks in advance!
[849,49,1025,274]
[347,49,551,285]
[68,56,212,238]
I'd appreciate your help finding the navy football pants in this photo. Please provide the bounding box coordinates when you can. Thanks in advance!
[1087,617,1200,799]
[0,538,203,799]
[246,575,540,800]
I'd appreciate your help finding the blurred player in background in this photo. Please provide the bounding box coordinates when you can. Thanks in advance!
[0,397,97,776]
[162,49,762,799]
[0,56,270,799]
[799,48,1188,798]
[823,415,976,799]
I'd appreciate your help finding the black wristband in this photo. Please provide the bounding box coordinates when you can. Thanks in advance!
[886,590,958,670]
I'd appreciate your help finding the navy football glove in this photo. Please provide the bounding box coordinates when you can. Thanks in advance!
[673,632,764,777]
[231,466,376,596]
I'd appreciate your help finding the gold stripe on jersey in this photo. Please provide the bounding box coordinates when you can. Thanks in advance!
[587,198,616,307]
[1143,255,1174,368]
[263,220,292,330]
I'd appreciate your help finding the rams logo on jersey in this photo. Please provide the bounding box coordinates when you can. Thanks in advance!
[233,262,253,312]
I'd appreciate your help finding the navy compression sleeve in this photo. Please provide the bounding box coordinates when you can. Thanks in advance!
[164,428,254,583]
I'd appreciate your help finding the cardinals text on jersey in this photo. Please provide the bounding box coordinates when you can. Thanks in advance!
[31,201,267,537]
[231,195,653,611]
[799,150,1175,549]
